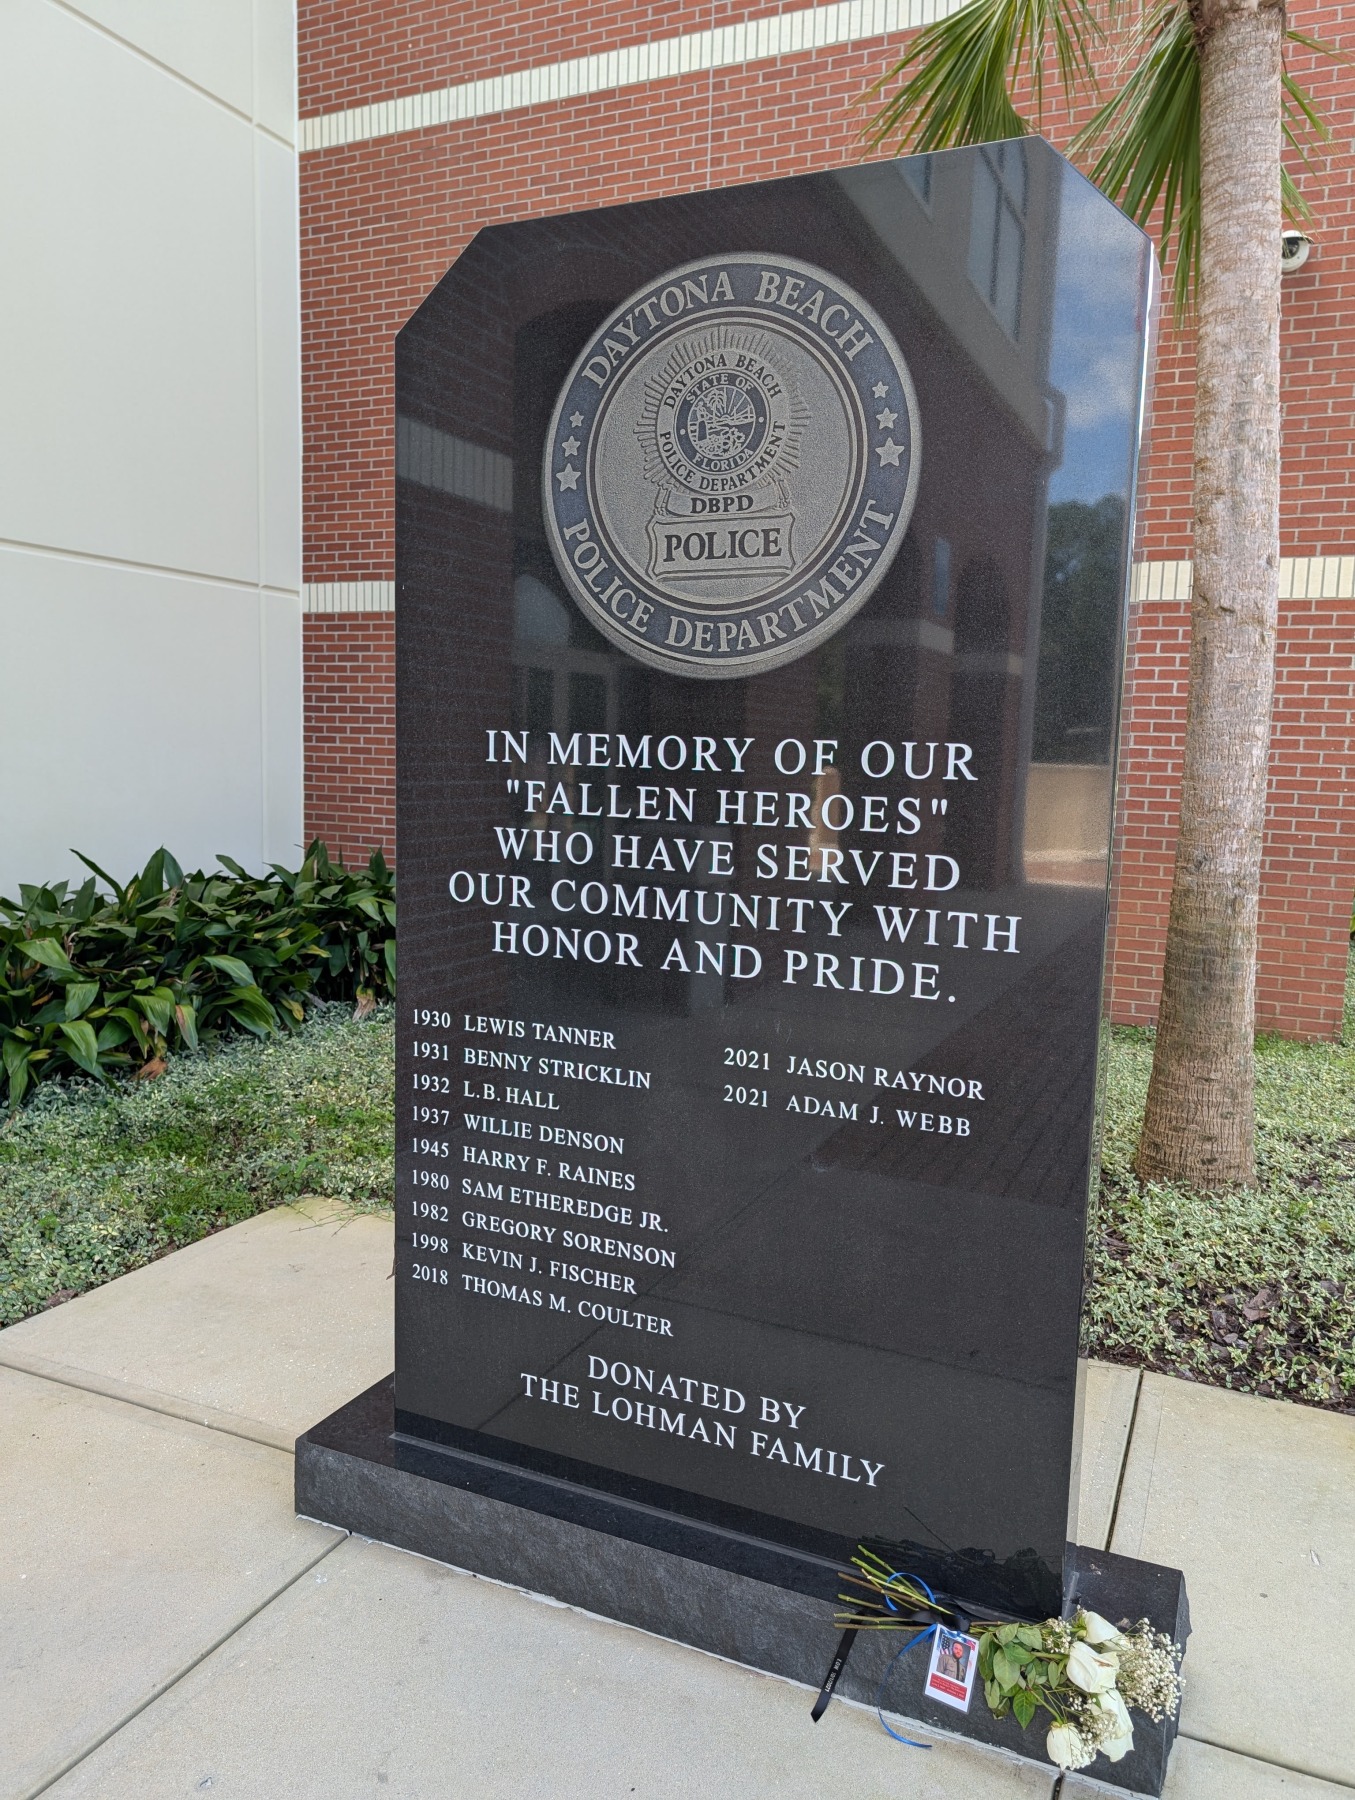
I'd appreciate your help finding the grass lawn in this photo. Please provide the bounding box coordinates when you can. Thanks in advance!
[2,972,1351,1412]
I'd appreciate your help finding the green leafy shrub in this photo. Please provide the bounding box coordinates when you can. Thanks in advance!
[1,842,394,1107]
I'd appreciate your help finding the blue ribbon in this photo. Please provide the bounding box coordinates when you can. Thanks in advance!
[874,1572,940,1750]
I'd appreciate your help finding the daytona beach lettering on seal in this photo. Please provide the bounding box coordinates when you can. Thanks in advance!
[543,254,920,679]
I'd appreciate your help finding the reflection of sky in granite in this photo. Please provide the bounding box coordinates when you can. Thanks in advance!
[1049,162,1151,504]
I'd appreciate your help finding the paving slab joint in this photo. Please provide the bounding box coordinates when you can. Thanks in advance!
[17,1533,348,1800]
[1177,1732,1355,1794]
[0,1348,294,1453]
[1103,1367,1143,1550]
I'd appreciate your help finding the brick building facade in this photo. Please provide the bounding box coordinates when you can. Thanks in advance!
[297,0,1355,1038]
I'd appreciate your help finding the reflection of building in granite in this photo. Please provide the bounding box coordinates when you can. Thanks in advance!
[398,145,1128,1024]
[393,154,1151,1618]
[396,263,516,1014]
[1023,495,1128,885]
[829,148,1064,894]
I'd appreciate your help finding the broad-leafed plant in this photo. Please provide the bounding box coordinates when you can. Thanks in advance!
[1,842,395,1107]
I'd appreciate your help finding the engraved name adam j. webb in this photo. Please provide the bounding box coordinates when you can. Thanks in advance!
[544,254,920,679]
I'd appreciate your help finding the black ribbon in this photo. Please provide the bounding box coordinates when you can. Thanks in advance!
[810,1626,859,1722]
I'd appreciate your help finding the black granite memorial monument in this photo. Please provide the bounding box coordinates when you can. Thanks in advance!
[299,140,1188,1790]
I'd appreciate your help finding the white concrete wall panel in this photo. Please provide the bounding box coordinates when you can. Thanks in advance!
[0,0,300,894]
[0,548,270,884]
[57,0,257,117]
[253,0,299,145]
[261,592,305,867]
[256,135,302,593]
[0,2,260,581]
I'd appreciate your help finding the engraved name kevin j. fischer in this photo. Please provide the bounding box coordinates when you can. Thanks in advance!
[543,254,920,680]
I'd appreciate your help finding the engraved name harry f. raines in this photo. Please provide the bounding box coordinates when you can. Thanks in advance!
[543,254,921,679]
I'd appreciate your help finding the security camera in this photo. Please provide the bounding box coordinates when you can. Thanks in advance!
[1281,229,1313,274]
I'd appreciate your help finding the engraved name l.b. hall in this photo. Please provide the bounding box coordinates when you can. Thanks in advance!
[544,253,921,681]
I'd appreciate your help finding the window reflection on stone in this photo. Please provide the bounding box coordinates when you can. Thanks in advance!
[969,143,1027,339]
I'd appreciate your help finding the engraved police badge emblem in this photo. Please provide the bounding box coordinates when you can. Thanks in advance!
[543,254,920,679]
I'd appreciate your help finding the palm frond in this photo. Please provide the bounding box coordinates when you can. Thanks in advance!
[1280,44,1336,225]
[1075,7,1334,313]
[864,0,1104,152]
[1072,0,1197,312]
[869,0,1335,320]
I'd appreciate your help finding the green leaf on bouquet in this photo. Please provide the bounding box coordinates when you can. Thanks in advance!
[993,1648,1023,1688]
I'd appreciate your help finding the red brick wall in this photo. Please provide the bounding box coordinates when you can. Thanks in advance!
[1133,28,1355,563]
[299,2,1355,1036]
[303,614,395,865]
[1104,22,1355,1040]
[1110,583,1355,1041]
[1257,591,1355,1038]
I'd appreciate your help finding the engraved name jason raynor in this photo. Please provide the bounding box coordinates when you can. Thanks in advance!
[543,254,921,680]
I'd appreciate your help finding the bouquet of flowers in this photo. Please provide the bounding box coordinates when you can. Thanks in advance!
[836,1549,1182,1772]
[976,1609,1182,1770]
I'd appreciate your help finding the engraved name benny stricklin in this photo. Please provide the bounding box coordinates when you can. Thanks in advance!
[544,253,921,679]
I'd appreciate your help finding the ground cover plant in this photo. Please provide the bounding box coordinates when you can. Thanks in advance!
[1,842,395,1107]
[0,1005,393,1326]
[1082,954,1355,1411]
[2,958,1351,1411]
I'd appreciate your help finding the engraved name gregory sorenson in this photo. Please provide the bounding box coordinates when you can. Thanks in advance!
[544,253,921,679]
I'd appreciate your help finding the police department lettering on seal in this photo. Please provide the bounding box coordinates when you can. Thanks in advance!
[543,254,920,679]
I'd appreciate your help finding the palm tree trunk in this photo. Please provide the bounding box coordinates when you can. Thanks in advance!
[1134,0,1284,1186]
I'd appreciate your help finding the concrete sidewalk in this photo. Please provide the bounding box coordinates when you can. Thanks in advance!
[1,1200,1351,1800]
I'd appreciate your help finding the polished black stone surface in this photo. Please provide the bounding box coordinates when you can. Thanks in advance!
[299,1379,1188,1795]
[393,140,1154,1622]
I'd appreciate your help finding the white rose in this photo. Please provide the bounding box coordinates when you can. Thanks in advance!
[1047,1724,1094,1770]
[1097,1689,1135,1762]
[1079,1608,1127,1648]
[1066,1640,1118,1694]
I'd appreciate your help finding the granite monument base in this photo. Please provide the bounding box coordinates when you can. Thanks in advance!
[297,1379,1189,1796]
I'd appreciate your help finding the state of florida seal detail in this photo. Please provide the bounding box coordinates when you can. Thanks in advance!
[543,254,920,679]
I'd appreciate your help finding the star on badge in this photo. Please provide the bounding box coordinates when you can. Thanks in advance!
[556,464,580,490]
[875,439,904,467]
[875,408,898,430]
[872,382,889,399]
[562,436,580,457]
[569,412,584,428]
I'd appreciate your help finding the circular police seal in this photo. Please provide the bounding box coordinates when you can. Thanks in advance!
[543,254,920,679]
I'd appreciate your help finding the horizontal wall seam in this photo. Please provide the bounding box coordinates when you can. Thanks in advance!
[298,0,961,152]
[0,533,301,596]
[303,557,1355,616]
[48,0,296,148]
